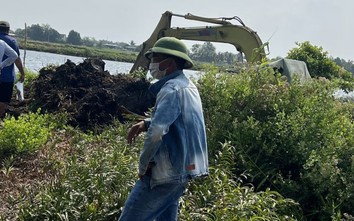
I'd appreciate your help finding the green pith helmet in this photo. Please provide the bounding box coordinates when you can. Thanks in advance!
[145,37,194,69]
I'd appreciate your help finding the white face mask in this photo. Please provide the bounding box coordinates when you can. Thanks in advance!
[149,59,168,80]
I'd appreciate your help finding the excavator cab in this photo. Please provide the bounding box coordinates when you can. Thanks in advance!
[130,11,267,73]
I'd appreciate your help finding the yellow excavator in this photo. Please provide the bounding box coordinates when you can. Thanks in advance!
[130,11,267,73]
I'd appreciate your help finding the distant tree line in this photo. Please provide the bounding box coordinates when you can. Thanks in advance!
[189,42,240,65]
[13,24,138,51]
[190,41,354,73]
[333,57,354,74]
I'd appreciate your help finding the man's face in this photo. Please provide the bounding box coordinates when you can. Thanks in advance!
[151,54,172,72]
[151,54,167,63]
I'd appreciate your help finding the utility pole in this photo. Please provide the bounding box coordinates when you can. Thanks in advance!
[23,23,27,68]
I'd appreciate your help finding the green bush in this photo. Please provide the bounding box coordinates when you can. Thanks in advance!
[0,111,56,158]
[8,63,354,220]
[18,122,141,221]
[180,142,302,221]
[198,65,354,220]
[16,124,302,221]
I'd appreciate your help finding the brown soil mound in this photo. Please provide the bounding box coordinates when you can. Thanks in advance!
[13,58,155,131]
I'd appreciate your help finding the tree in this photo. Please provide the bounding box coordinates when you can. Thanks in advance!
[14,24,63,43]
[287,41,351,80]
[81,37,97,47]
[190,42,241,65]
[215,51,237,65]
[67,30,82,45]
[333,57,354,74]
[27,24,45,41]
[42,24,63,43]
[14,28,26,38]
[42,24,51,42]
[190,42,217,62]
[47,28,64,43]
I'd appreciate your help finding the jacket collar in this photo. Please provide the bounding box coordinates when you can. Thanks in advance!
[149,70,183,97]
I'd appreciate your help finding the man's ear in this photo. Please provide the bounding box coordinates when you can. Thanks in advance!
[167,58,179,73]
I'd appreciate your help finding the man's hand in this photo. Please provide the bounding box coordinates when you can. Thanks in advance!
[19,74,24,82]
[127,121,146,145]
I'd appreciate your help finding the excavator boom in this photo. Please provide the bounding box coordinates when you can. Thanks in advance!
[130,11,266,73]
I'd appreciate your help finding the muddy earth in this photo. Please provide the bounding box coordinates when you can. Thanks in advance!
[8,58,155,132]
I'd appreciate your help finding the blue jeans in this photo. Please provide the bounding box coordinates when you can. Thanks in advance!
[118,174,187,221]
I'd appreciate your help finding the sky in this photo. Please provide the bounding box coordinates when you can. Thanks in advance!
[2,0,353,61]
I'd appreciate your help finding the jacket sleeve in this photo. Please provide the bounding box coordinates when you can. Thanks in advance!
[0,41,18,69]
[143,118,151,129]
[138,85,181,175]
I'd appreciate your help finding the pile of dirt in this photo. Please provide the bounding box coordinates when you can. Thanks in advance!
[19,58,155,131]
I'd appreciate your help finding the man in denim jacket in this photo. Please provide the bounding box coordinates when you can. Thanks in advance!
[119,37,208,221]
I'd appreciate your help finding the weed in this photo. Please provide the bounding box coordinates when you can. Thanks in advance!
[1,155,16,178]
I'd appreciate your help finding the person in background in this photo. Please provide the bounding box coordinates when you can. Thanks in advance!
[0,20,25,117]
[118,37,209,221]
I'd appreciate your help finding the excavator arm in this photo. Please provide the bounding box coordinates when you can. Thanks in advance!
[130,11,266,73]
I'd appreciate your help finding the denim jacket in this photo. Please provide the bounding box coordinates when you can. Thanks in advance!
[139,70,209,189]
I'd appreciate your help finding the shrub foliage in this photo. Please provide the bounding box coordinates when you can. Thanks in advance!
[17,123,140,220]
[198,65,354,220]
[0,110,55,158]
[3,62,354,220]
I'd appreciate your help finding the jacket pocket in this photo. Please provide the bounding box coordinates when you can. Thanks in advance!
[155,145,173,174]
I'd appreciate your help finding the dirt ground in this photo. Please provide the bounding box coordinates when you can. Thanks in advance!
[8,58,155,131]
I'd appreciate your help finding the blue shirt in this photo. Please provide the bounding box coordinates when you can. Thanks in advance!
[140,70,209,188]
[0,33,20,82]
